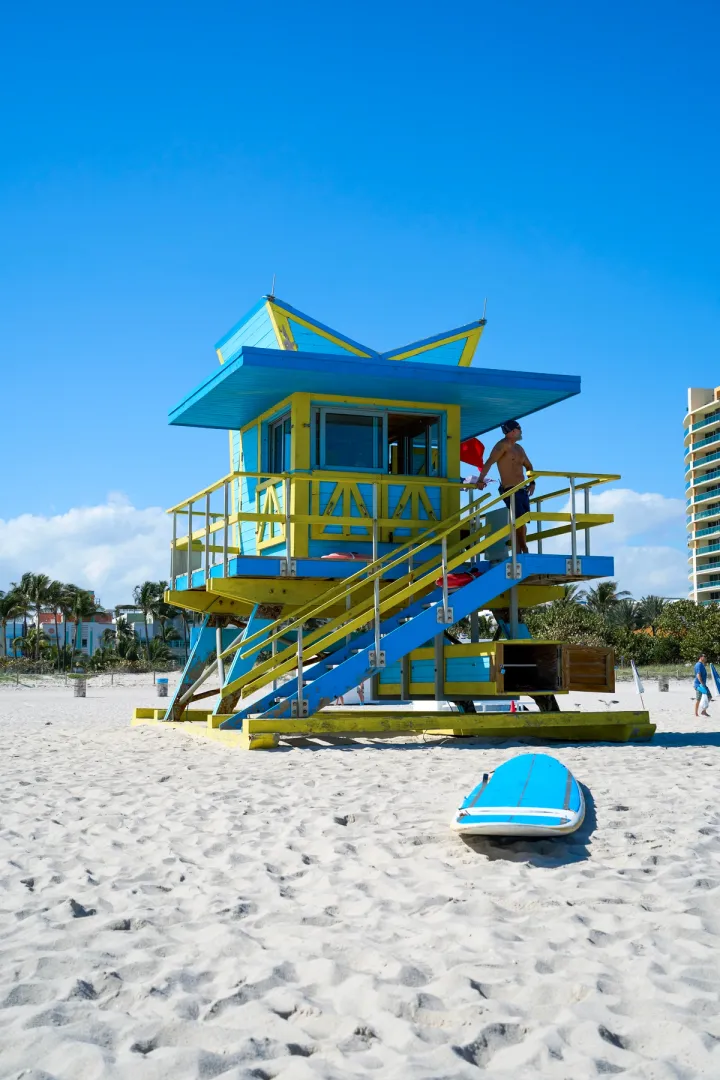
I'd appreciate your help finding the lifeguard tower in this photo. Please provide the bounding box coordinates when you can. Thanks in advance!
[133,296,653,748]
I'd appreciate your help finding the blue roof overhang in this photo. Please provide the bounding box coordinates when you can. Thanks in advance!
[169,347,580,438]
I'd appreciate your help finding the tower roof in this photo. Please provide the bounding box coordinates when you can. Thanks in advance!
[214,296,488,368]
[170,346,580,438]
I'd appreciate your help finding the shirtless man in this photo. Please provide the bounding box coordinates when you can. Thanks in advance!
[475,419,534,554]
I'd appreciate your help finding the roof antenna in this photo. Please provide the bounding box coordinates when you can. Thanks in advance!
[269,274,276,301]
[481,297,488,322]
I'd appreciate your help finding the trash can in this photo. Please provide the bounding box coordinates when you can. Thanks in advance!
[658,676,669,692]
[73,676,87,698]
[157,677,169,699]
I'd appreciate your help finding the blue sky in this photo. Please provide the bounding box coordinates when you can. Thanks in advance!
[1,1,716,600]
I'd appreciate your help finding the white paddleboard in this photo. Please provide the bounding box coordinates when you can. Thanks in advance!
[452,753,585,837]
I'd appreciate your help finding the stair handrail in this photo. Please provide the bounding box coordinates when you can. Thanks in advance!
[237,464,612,663]
[227,485,493,659]
[230,484,537,699]
[232,484,505,662]
[237,513,524,699]
[223,469,620,701]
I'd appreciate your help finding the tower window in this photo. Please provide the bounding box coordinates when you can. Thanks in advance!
[387,413,441,476]
[268,413,291,473]
[311,408,443,475]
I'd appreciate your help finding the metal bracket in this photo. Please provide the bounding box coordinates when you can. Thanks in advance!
[369,650,386,668]
[436,606,454,624]
[505,562,522,580]
[565,558,582,576]
[279,558,297,577]
[291,699,309,717]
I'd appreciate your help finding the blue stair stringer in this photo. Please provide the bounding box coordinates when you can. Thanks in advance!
[221,585,447,726]
[222,553,614,724]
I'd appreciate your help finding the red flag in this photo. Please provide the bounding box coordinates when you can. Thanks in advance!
[460,437,484,469]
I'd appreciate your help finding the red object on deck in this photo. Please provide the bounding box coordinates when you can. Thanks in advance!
[510,699,517,713]
[434,567,481,591]
[321,552,370,561]
[460,437,485,470]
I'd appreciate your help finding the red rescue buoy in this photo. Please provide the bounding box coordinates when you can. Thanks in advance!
[434,567,481,591]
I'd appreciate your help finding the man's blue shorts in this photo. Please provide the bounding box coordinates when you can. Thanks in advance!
[499,485,531,517]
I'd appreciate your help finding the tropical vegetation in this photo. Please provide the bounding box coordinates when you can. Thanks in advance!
[0,575,191,674]
[523,585,719,665]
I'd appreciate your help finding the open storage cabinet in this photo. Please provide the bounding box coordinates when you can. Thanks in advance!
[497,642,615,694]
[376,640,615,700]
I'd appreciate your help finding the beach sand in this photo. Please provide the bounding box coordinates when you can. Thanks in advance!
[1,677,719,1078]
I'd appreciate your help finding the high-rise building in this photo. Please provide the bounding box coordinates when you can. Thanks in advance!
[686,387,720,603]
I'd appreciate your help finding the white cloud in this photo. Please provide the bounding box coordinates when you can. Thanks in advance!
[610,544,688,599]
[0,493,170,608]
[544,487,688,598]
[587,488,686,546]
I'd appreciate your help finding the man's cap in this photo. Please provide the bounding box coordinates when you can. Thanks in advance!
[501,419,521,434]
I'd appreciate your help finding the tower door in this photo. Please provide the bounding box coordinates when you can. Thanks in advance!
[562,646,615,692]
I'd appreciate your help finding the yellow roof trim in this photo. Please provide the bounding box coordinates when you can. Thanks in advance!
[273,304,373,358]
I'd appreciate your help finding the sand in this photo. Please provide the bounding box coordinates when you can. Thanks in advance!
[1,677,719,1079]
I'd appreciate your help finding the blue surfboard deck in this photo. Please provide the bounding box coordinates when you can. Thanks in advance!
[452,753,585,837]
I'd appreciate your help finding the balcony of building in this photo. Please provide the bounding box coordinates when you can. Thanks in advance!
[692,521,720,539]
[685,429,720,457]
[688,503,720,527]
[688,483,720,508]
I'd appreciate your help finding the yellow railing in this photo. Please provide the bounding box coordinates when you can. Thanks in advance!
[168,469,472,586]
[205,471,618,706]
[168,468,618,590]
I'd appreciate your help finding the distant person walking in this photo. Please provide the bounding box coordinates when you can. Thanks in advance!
[694,653,711,717]
[476,419,534,555]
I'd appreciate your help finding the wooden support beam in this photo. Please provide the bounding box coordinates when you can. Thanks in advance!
[132,708,655,749]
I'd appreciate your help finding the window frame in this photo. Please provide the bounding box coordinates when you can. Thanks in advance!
[387,413,443,478]
[267,411,292,474]
[312,406,387,473]
[310,405,446,476]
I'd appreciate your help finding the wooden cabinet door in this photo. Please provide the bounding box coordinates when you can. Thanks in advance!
[562,646,615,692]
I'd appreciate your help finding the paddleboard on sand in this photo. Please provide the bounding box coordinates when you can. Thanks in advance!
[452,753,585,837]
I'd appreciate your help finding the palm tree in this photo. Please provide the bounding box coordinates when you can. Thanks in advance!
[114,615,134,644]
[636,595,668,636]
[13,573,53,661]
[66,587,103,664]
[132,581,163,662]
[147,636,173,664]
[0,590,25,658]
[583,581,631,618]
[45,580,67,669]
[610,598,638,632]
[113,616,141,661]
[154,584,181,643]
[9,575,33,640]
[177,608,193,662]
[12,627,51,659]
[558,583,583,605]
[56,584,78,671]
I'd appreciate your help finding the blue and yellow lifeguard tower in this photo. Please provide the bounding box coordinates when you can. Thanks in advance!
[133,296,653,748]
